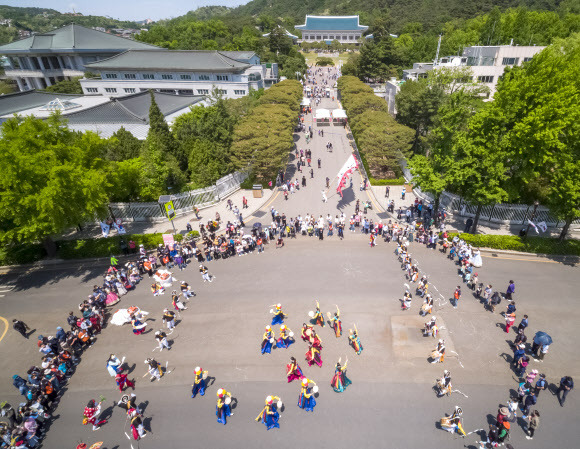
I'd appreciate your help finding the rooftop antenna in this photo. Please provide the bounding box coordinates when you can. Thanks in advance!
[434,34,442,65]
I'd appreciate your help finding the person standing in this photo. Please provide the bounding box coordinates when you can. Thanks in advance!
[83,399,106,431]
[155,330,171,351]
[243,196,248,209]
[526,410,540,440]
[12,319,30,338]
[297,378,317,412]
[191,367,207,398]
[506,280,516,301]
[331,359,352,393]
[453,286,462,308]
[385,186,390,198]
[162,309,176,332]
[534,374,547,396]
[557,376,574,406]
[216,389,233,425]
[464,217,473,233]
[522,391,537,418]
[286,357,305,383]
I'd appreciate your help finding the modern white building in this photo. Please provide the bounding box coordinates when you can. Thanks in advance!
[295,15,368,45]
[80,49,277,99]
[0,24,159,91]
[384,44,546,114]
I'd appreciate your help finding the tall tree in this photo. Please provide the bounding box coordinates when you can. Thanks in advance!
[147,91,184,169]
[0,114,110,252]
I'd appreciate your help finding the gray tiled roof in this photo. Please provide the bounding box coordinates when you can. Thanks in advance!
[219,51,257,62]
[64,91,204,125]
[0,90,82,116]
[0,24,159,53]
[85,50,250,72]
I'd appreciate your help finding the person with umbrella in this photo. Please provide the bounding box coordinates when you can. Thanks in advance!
[531,331,552,361]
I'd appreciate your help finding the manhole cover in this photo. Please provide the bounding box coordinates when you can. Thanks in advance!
[377,212,390,219]
[253,211,266,218]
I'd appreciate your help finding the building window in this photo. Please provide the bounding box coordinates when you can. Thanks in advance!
[234,90,246,95]
[316,35,321,40]
[124,73,136,79]
[219,89,227,95]
[143,73,155,79]
[180,74,192,80]
[349,35,354,40]
[323,35,328,40]
[248,73,261,81]
[105,73,118,79]
[523,57,533,62]
[178,89,193,95]
[216,75,229,81]
[199,74,210,80]
[124,88,136,93]
[159,89,175,94]
[105,88,117,93]
[86,87,98,93]
[197,89,209,95]
[329,35,334,39]
[162,74,174,80]
[502,57,519,65]
[477,75,494,83]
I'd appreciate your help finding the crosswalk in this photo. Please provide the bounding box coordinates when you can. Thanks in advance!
[0,283,15,297]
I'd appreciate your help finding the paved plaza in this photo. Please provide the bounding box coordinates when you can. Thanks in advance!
[1,67,579,449]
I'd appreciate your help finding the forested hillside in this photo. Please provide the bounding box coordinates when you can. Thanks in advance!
[0,5,142,45]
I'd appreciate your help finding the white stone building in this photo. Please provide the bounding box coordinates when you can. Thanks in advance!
[0,24,158,91]
[295,15,368,45]
[80,49,277,99]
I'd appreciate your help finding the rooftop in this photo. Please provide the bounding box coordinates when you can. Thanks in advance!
[85,50,251,72]
[295,15,368,32]
[0,90,84,116]
[0,24,159,54]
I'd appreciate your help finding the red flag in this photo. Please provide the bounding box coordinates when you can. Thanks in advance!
[335,155,359,197]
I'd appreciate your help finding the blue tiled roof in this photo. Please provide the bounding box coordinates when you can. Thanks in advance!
[296,16,368,31]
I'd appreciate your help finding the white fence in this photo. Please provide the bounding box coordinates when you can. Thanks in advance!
[401,163,578,228]
[107,171,248,222]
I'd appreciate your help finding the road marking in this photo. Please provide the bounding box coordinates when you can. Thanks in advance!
[0,316,8,344]
[480,254,560,263]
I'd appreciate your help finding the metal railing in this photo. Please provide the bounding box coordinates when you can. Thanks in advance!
[402,163,578,228]
[107,171,248,222]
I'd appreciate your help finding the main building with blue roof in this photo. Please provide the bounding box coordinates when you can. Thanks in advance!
[295,15,368,45]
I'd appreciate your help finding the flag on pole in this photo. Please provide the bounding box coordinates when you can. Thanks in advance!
[537,221,548,233]
[527,220,539,234]
[335,154,359,197]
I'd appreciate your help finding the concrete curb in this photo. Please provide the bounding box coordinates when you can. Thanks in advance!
[478,247,580,261]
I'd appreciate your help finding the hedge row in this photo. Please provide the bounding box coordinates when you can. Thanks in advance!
[369,177,405,186]
[0,231,200,266]
[448,233,580,256]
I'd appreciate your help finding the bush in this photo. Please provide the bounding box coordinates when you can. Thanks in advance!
[316,57,335,66]
[369,177,405,186]
[446,233,580,256]
[0,243,45,266]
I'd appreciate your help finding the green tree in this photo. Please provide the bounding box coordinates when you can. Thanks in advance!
[147,91,183,168]
[44,76,83,94]
[0,114,110,251]
[395,78,445,153]
[105,127,142,161]
[108,158,143,202]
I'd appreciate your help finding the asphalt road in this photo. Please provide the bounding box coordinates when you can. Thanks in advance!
[1,237,579,449]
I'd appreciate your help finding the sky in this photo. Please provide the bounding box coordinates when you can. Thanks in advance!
[1,0,250,21]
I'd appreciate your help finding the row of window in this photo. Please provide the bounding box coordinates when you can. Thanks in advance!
[86,87,246,96]
[303,34,359,41]
[104,73,232,81]
[477,75,494,83]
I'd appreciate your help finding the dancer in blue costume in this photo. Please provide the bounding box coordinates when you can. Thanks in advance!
[270,304,287,325]
[261,325,274,354]
[255,396,281,430]
[216,389,232,425]
[191,366,207,398]
[297,378,317,412]
[276,325,294,349]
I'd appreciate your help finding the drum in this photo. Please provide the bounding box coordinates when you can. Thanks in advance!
[277,400,283,408]
[313,385,319,393]
[225,396,231,405]
[270,309,274,314]
[308,311,314,318]
[289,332,294,338]
[440,417,451,427]
[202,372,208,380]
[269,338,275,344]
[431,350,440,359]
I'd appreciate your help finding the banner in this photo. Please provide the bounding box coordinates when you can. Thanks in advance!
[335,154,359,198]
[536,221,548,233]
[162,234,175,248]
[527,220,539,234]
[100,222,110,238]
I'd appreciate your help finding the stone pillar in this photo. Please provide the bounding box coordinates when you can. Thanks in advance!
[44,77,53,87]
[37,57,46,71]
[15,78,25,91]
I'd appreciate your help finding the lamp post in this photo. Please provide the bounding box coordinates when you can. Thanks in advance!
[524,200,540,238]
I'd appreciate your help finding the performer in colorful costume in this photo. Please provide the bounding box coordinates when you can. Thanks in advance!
[430,339,446,364]
[255,396,281,430]
[331,359,352,392]
[128,407,146,440]
[261,325,274,354]
[440,406,466,436]
[82,399,106,431]
[305,343,323,367]
[311,301,325,327]
[271,304,287,325]
[131,317,147,335]
[286,356,304,383]
[436,370,452,397]
[348,327,363,355]
[276,325,294,348]
[216,388,232,425]
[297,378,317,411]
[328,306,342,337]
[191,366,207,398]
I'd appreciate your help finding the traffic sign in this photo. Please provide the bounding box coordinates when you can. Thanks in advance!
[164,201,176,221]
